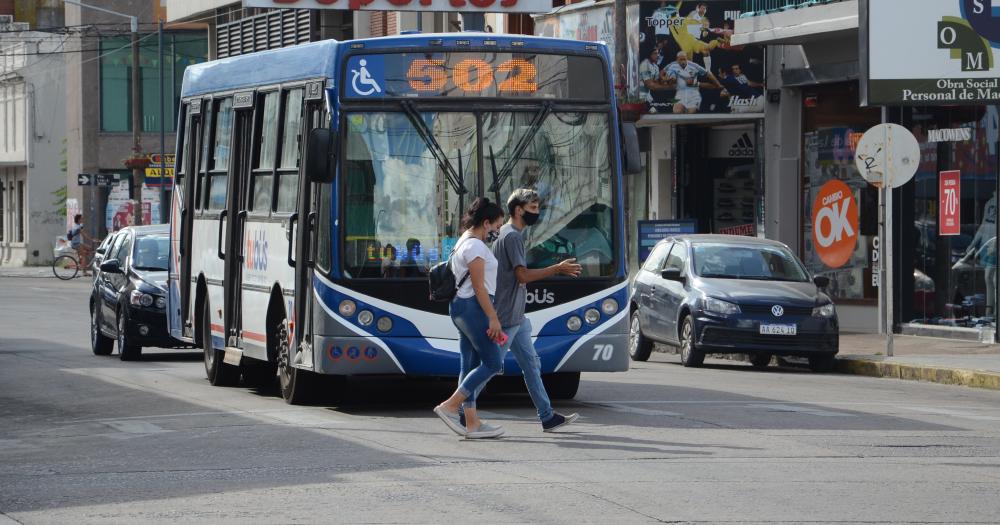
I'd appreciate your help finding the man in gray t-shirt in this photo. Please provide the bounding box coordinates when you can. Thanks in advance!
[490,188,582,431]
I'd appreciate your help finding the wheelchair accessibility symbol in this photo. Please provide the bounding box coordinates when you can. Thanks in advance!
[351,59,382,96]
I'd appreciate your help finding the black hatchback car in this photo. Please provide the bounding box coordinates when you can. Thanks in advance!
[90,224,184,360]
[629,235,839,371]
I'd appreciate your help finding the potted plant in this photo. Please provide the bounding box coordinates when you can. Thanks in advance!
[617,94,647,122]
[123,152,150,170]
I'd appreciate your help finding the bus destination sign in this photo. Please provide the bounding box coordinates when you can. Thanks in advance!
[243,0,552,13]
[343,52,606,100]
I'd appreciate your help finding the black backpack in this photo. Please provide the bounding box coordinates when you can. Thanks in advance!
[427,238,470,302]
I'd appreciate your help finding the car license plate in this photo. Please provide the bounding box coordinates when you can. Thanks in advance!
[759,324,797,336]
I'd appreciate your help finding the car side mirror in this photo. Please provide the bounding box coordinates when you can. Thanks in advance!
[100,259,122,274]
[622,122,642,175]
[305,128,334,184]
[661,268,684,282]
[813,275,830,289]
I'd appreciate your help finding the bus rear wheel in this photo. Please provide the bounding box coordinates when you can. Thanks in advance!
[543,372,580,400]
[277,319,318,405]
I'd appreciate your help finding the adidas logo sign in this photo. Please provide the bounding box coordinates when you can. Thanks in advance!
[728,133,754,158]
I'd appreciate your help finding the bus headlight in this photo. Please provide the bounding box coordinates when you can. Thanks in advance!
[584,308,601,325]
[357,310,374,326]
[339,300,357,317]
[601,298,619,316]
[376,316,393,333]
[566,316,582,332]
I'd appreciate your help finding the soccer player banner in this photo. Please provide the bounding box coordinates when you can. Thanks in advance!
[637,1,766,115]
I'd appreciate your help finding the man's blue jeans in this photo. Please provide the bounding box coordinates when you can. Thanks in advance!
[459,317,554,423]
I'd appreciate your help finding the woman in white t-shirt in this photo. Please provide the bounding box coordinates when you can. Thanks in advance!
[433,198,507,439]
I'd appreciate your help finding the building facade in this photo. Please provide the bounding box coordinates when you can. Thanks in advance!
[0,17,68,266]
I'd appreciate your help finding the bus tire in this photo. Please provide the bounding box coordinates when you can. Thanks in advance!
[202,298,239,386]
[276,319,319,405]
[543,372,580,400]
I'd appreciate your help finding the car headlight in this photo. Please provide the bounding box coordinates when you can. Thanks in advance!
[155,296,167,309]
[566,315,582,332]
[584,308,601,325]
[339,300,357,317]
[601,298,619,316]
[812,303,836,317]
[130,290,154,307]
[703,296,740,316]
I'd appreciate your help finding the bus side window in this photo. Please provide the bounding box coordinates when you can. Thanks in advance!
[250,91,280,213]
[196,99,213,211]
[274,88,304,213]
[207,98,234,211]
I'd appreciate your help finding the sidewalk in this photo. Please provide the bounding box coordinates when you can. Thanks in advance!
[0,266,54,278]
[835,334,1000,391]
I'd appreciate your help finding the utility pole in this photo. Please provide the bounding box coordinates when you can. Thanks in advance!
[64,0,142,226]
[615,0,628,97]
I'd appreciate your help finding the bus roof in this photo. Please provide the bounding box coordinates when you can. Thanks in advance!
[181,34,609,98]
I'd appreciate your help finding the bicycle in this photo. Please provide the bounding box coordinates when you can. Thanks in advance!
[52,238,96,280]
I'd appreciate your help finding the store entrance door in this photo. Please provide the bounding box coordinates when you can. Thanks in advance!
[677,124,760,235]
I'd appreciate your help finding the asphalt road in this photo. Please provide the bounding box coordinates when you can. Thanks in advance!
[1,277,999,524]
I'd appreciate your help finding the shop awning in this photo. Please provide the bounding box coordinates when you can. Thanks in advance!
[636,113,764,127]
[731,0,858,46]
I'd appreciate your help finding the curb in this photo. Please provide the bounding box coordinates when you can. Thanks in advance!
[835,357,1000,391]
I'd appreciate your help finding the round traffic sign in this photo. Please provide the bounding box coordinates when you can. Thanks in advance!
[812,179,859,269]
[854,123,920,189]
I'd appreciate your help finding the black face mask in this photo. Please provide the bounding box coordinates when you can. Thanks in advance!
[487,229,500,243]
[522,211,540,226]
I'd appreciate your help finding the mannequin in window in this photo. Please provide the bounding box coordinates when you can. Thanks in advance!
[955,191,997,316]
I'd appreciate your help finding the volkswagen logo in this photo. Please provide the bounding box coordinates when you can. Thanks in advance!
[771,305,784,317]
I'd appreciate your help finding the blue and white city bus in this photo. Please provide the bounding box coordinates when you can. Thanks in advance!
[168,34,642,404]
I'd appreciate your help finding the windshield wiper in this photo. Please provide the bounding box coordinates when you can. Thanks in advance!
[488,102,553,197]
[132,265,167,271]
[400,100,467,197]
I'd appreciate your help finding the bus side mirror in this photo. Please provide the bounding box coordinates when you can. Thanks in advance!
[306,128,334,184]
[622,122,642,175]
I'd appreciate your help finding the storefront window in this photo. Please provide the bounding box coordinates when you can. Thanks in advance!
[800,82,881,302]
[906,106,998,330]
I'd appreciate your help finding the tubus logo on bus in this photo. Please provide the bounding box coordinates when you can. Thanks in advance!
[245,230,269,272]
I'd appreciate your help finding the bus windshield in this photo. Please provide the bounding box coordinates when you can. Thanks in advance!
[342,110,614,279]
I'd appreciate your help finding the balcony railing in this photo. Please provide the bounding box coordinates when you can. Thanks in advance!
[739,0,847,18]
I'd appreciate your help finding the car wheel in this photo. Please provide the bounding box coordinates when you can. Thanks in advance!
[678,316,704,367]
[91,303,114,356]
[117,310,141,361]
[202,299,239,386]
[628,311,654,362]
[542,372,581,400]
[809,354,837,373]
[750,353,772,369]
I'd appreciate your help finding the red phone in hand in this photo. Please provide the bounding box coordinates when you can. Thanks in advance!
[489,330,508,345]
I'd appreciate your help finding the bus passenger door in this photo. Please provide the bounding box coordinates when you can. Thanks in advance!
[222,92,255,349]
[291,93,327,365]
[177,101,202,339]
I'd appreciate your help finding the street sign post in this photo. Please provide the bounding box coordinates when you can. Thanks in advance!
[854,123,920,357]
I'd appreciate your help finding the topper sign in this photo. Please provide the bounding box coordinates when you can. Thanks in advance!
[243,0,551,12]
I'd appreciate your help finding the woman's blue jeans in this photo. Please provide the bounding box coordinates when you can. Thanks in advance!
[450,295,504,408]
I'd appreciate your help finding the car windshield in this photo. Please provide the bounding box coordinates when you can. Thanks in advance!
[341,110,614,278]
[132,235,169,271]
[692,243,810,282]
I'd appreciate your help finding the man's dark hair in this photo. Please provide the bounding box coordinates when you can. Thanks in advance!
[506,188,541,216]
[74,214,83,224]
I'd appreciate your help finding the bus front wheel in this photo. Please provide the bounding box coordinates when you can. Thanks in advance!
[542,372,580,400]
[277,319,319,405]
